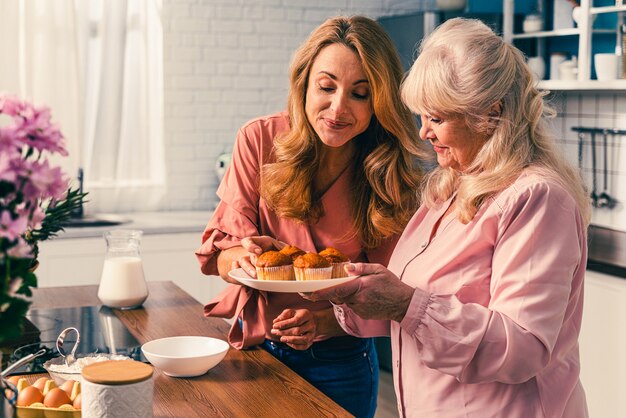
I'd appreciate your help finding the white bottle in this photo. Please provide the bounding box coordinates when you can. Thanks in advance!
[98,230,148,309]
[550,52,567,80]
[527,56,546,81]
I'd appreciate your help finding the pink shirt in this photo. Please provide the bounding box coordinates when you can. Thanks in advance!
[196,112,396,347]
[335,171,589,417]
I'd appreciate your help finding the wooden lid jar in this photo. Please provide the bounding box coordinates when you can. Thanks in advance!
[81,360,154,418]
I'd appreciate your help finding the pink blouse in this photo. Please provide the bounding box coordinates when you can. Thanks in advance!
[195,112,396,347]
[335,171,589,418]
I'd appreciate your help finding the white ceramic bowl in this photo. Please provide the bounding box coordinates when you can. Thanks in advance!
[141,336,229,377]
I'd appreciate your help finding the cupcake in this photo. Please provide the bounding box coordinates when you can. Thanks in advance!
[255,251,295,281]
[279,245,306,261]
[293,253,332,281]
[319,247,350,278]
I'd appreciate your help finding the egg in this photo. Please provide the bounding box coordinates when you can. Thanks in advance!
[6,376,20,385]
[43,387,72,408]
[32,377,49,391]
[16,385,44,406]
[72,392,82,409]
[59,379,75,396]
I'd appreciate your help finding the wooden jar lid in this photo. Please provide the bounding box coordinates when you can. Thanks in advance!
[82,360,153,385]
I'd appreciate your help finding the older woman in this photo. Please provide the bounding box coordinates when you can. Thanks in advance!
[195,16,430,418]
[307,18,591,417]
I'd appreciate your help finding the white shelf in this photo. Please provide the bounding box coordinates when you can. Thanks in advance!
[590,5,626,15]
[512,29,614,40]
[504,0,626,90]
[538,79,626,91]
[512,28,580,39]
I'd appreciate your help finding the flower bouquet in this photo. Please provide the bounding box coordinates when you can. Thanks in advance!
[0,94,86,344]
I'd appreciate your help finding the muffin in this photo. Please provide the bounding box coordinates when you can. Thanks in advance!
[319,247,350,278]
[293,253,332,281]
[255,251,295,281]
[279,245,306,261]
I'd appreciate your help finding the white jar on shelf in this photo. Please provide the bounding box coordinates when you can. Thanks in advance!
[528,56,546,80]
[559,57,578,81]
[550,52,568,80]
[523,14,543,33]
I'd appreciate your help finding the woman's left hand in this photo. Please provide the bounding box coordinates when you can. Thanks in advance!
[304,263,414,322]
[271,309,317,350]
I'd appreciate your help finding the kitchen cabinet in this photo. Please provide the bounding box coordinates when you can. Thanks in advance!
[579,270,626,417]
[503,0,626,90]
[35,232,229,305]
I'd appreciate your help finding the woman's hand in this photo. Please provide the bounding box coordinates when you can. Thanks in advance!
[304,263,415,322]
[271,308,317,350]
[237,236,285,276]
[218,236,285,280]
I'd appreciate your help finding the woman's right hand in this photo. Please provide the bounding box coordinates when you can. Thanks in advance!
[220,236,285,280]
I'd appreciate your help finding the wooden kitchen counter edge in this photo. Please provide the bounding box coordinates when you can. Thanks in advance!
[26,281,353,418]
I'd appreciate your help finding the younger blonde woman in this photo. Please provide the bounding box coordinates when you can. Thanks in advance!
[196,15,431,418]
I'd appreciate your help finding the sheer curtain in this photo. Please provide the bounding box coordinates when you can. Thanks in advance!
[0,0,165,214]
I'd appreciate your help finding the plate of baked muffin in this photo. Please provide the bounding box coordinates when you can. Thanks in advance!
[227,246,358,293]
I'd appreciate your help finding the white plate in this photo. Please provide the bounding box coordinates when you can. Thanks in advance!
[228,268,357,293]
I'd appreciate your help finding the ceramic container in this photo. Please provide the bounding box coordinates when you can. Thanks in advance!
[527,56,546,81]
[559,57,578,81]
[523,14,543,33]
[82,360,154,418]
[594,53,619,81]
[550,53,568,80]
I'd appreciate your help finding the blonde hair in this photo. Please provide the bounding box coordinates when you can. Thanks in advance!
[400,18,591,225]
[261,16,431,248]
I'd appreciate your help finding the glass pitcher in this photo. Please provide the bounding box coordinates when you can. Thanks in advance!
[97,230,149,310]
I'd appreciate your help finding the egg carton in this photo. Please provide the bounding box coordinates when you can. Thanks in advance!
[17,404,80,418]
[8,377,81,418]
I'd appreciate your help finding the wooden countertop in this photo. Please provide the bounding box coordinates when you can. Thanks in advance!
[20,281,352,417]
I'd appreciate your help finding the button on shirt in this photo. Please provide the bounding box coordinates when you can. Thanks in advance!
[336,171,589,418]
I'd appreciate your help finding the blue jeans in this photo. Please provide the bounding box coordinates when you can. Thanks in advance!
[261,336,379,418]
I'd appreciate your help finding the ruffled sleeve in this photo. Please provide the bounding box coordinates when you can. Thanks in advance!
[332,304,391,337]
[204,284,268,349]
[195,121,268,275]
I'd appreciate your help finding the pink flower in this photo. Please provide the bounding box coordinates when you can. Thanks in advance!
[0,94,24,117]
[0,151,20,183]
[0,95,68,156]
[0,128,18,154]
[22,159,69,201]
[7,237,32,259]
[0,210,29,241]
[13,104,68,156]
[27,206,46,230]
[1,93,81,342]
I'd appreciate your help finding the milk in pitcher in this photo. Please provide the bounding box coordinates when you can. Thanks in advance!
[98,230,149,309]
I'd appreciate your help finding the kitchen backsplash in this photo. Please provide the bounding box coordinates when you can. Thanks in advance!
[160,0,428,212]
[551,92,626,232]
[160,0,626,233]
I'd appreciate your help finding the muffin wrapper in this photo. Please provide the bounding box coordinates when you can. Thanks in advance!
[294,266,333,281]
[331,262,350,278]
[256,265,294,281]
